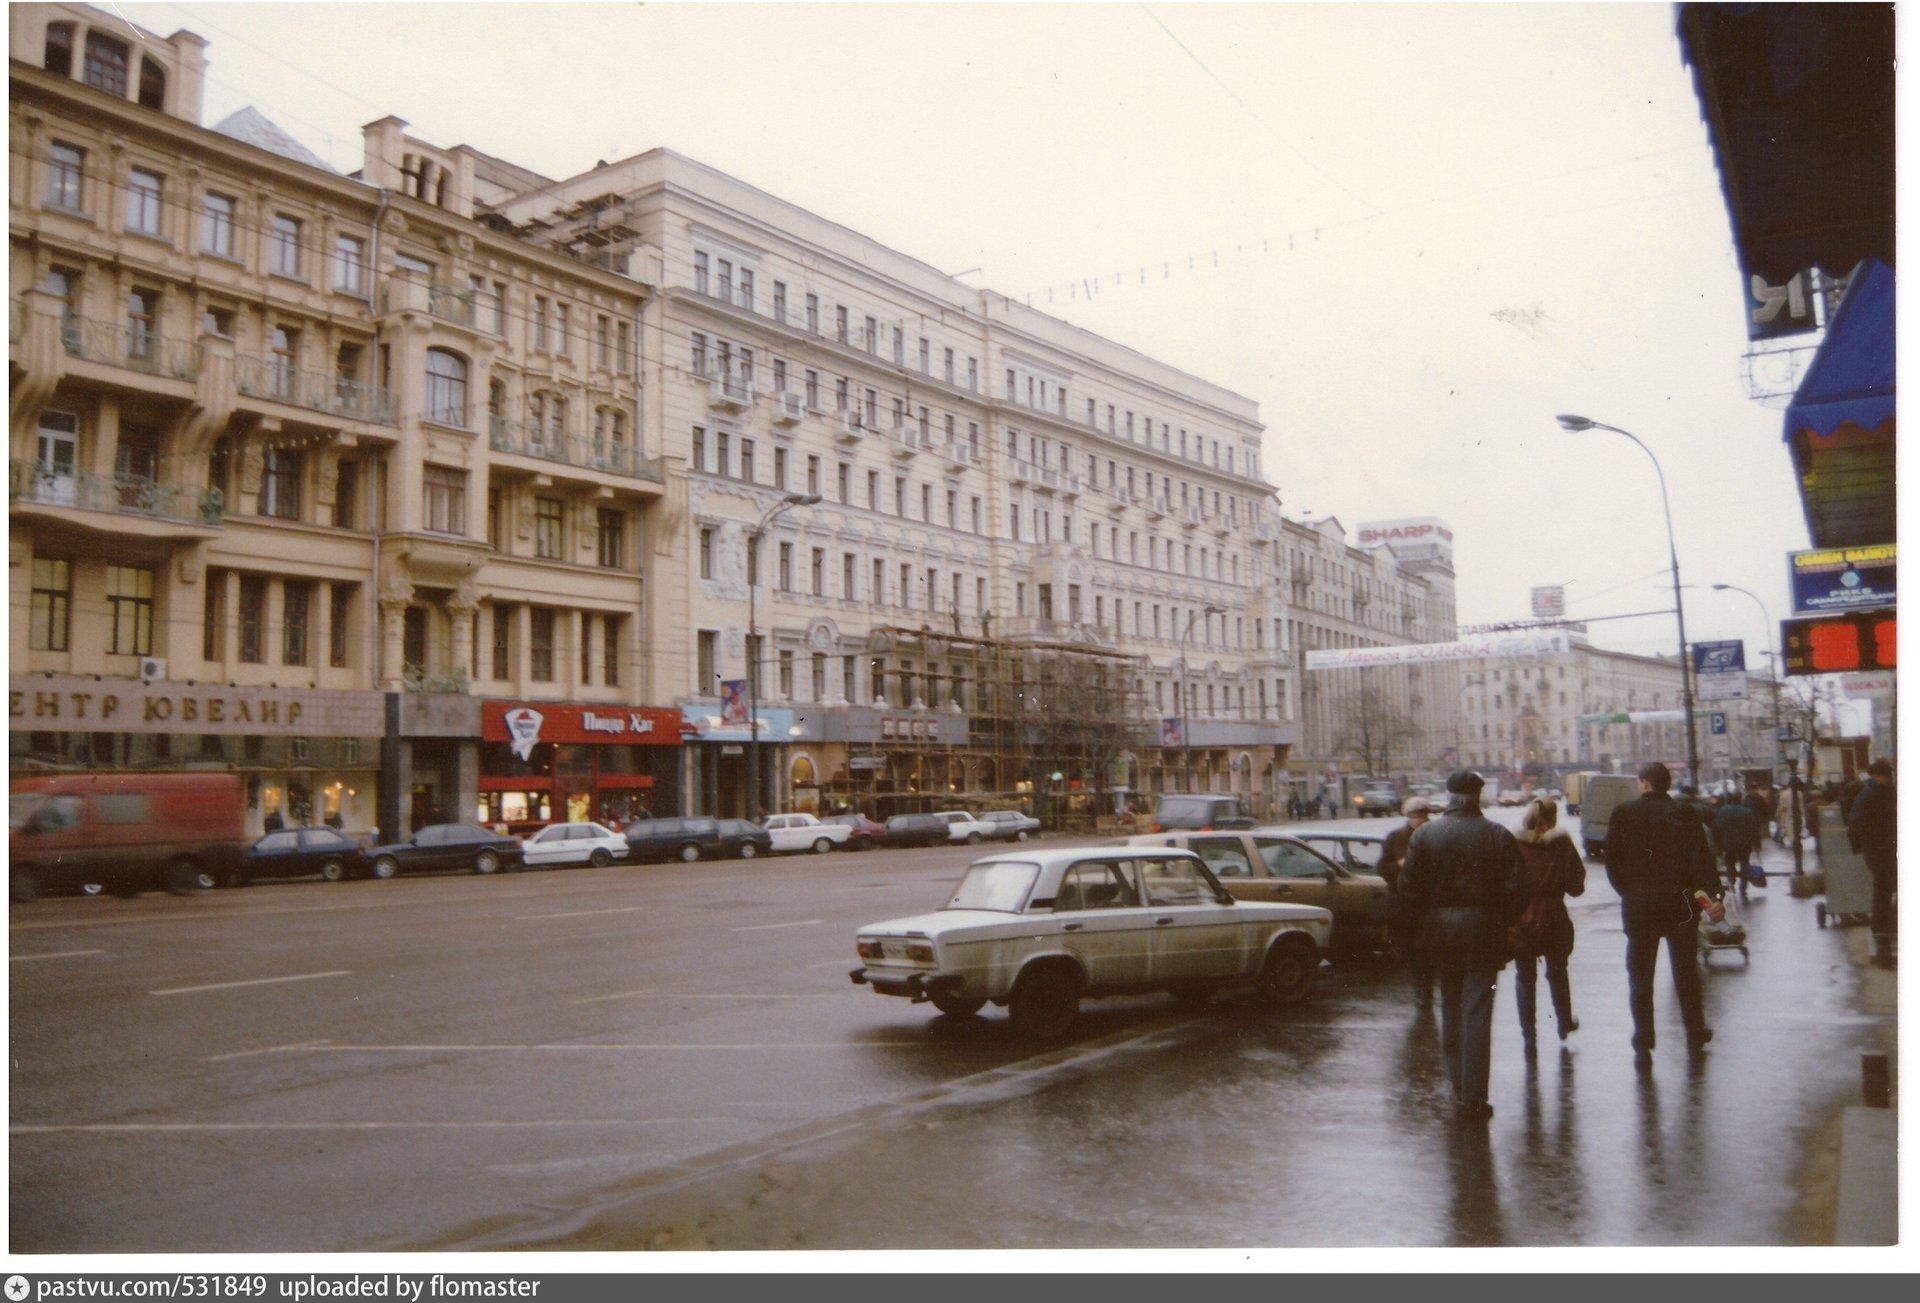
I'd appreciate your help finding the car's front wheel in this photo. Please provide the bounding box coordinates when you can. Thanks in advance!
[589,848,613,868]
[930,992,987,1017]
[473,850,502,875]
[318,859,348,883]
[1260,937,1318,1006]
[812,838,832,855]
[677,843,701,863]
[1014,829,1031,842]
[738,842,758,859]
[1009,965,1082,1040]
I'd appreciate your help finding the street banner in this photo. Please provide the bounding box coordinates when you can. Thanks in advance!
[719,679,748,725]
[1304,630,1570,670]
[1788,543,1895,615]
[1530,585,1567,618]
[1579,709,1706,725]
[1692,640,1749,701]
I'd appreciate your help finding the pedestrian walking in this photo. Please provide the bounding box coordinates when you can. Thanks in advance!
[1713,795,1762,898]
[1604,762,1722,1066]
[1846,758,1897,969]
[1381,796,1435,1009]
[1322,788,1339,820]
[1510,796,1585,1051]
[1398,771,1527,1124]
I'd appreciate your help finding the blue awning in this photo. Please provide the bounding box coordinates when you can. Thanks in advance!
[1785,259,1894,441]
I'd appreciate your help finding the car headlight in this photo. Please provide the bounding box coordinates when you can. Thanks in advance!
[856,939,885,960]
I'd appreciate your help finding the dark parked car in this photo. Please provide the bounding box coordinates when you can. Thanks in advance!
[1152,794,1255,832]
[624,816,724,863]
[241,826,368,883]
[824,811,887,850]
[882,813,952,848]
[363,823,523,880]
[715,819,774,859]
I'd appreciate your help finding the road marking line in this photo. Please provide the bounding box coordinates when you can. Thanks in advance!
[520,906,645,920]
[9,949,105,963]
[150,970,349,997]
[203,1039,335,1063]
[731,919,825,932]
[11,1118,732,1134]
[217,1041,926,1054]
[570,991,838,1004]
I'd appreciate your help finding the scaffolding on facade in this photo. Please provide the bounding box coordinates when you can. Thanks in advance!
[831,623,1155,824]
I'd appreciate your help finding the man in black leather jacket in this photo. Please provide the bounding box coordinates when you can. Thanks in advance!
[1847,758,1896,967]
[1398,770,1527,1123]
[1605,761,1721,1064]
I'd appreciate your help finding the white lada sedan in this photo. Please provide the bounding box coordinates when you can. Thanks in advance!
[850,847,1332,1038]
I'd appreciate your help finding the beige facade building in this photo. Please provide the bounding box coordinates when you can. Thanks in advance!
[1270,515,1461,797]
[1457,628,1782,783]
[10,5,1310,831]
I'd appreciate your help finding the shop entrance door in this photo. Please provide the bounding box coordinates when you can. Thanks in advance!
[409,784,435,832]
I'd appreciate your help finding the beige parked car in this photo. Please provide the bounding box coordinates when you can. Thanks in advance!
[1126,830,1391,954]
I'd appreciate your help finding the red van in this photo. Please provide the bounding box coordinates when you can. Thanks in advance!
[9,773,249,902]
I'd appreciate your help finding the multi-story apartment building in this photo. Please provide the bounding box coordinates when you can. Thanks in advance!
[1457,628,1783,783]
[9,6,678,838]
[1269,515,1461,798]
[488,150,1299,818]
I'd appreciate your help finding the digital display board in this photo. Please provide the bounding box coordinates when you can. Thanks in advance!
[1781,611,1897,676]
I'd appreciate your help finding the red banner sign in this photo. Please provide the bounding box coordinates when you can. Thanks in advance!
[482,702,683,753]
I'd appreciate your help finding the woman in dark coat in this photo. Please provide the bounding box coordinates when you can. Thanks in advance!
[1512,796,1586,1050]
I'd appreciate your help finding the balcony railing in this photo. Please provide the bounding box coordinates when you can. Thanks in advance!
[234,355,398,425]
[62,314,200,381]
[10,459,224,526]
[428,282,479,328]
[488,416,664,482]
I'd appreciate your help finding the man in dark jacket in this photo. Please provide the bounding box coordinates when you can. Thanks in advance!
[1605,762,1721,1064]
[1398,771,1527,1123]
[1381,796,1435,1009]
[1847,759,1896,968]
[1713,797,1763,898]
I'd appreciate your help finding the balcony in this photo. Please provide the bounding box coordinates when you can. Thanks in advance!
[234,356,398,426]
[835,409,867,444]
[1146,497,1169,521]
[11,459,224,527]
[1034,467,1062,494]
[943,442,975,472]
[1060,474,1083,500]
[1181,505,1204,530]
[707,374,754,412]
[427,282,486,330]
[889,423,929,459]
[62,314,200,381]
[772,391,806,427]
[1008,459,1033,486]
[488,416,665,483]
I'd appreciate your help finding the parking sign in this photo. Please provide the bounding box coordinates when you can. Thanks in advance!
[1692,640,1749,701]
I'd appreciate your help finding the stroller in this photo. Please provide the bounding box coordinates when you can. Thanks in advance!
[1697,891,1750,963]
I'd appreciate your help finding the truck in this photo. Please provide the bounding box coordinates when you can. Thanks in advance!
[1574,774,1641,860]
[10,772,249,901]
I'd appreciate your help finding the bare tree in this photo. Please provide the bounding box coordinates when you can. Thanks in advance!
[1330,685,1420,778]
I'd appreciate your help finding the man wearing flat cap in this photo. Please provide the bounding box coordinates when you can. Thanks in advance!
[1381,795,1435,1009]
[1398,771,1528,1123]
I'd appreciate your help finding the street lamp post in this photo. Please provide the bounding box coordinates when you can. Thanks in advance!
[1178,603,1226,791]
[1556,415,1701,785]
[746,492,821,823]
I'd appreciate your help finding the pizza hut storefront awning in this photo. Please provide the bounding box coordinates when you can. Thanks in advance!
[1783,258,1894,550]
[477,701,683,829]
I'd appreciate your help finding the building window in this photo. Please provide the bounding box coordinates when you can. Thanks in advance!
[268,325,298,397]
[202,572,225,661]
[698,526,714,579]
[491,605,514,680]
[594,316,610,368]
[46,142,84,210]
[201,192,235,256]
[283,582,310,666]
[104,565,154,656]
[125,168,163,236]
[44,22,74,75]
[269,214,303,278]
[596,508,625,568]
[330,583,351,668]
[529,609,556,681]
[778,542,793,592]
[806,293,820,333]
[83,32,129,95]
[138,56,166,109]
[835,305,848,342]
[778,649,795,698]
[603,615,622,687]
[334,234,366,293]
[807,455,821,496]
[126,288,159,363]
[29,558,71,651]
[740,437,757,483]
[773,280,787,322]
[616,321,632,374]
[810,547,825,596]
[693,251,709,295]
[739,268,755,310]
[697,630,718,692]
[422,466,466,535]
[424,348,468,426]
[239,575,265,663]
[533,497,564,559]
[260,448,302,520]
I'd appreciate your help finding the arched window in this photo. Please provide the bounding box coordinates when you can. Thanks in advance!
[424,348,469,427]
[790,755,816,788]
[137,57,166,110]
[44,23,74,76]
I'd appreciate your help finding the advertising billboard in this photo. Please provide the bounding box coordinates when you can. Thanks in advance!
[1788,543,1895,615]
[1691,640,1749,701]
[1530,586,1567,619]
[1354,517,1454,562]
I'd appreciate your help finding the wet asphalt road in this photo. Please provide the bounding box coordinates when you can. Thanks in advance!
[8,811,1888,1250]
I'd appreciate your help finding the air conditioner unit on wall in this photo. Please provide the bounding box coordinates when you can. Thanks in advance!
[138,656,167,684]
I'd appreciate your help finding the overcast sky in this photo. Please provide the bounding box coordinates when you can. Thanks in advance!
[122,0,1818,667]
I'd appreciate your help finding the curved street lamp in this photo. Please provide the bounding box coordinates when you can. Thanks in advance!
[1556,414,1700,783]
[746,491,821,822]
[1178,603,1227,790]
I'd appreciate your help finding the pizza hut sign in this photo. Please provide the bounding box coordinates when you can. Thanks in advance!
[482,701,683,752]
